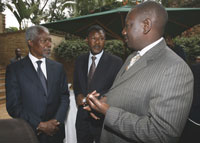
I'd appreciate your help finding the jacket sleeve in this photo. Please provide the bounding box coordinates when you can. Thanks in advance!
[73,57,84,96]
[55,65,70,124]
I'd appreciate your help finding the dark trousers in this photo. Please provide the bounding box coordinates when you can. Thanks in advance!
[76,107,103,143]
[179,119,200,143]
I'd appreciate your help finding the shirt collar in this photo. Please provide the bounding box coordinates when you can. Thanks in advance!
[138,37,163,56]
[29,52,46,64]
[89,50,104,60]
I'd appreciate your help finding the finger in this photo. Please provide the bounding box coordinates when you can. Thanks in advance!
[89,90,97,95]
[94,93,100,97]
[83,105,91,111]
[87,97,98,110]
[90,112,100,120]
[50,120,59,126]
[88,94,102,108]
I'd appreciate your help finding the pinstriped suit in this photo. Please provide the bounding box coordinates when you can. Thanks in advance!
[100,39,194,143]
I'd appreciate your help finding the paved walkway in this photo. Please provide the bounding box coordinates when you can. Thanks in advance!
[0,102,11,119]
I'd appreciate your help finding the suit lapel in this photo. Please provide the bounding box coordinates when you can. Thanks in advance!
[21,56,45,92]
[113,54,147,88]
[112,39,166,89]
[81,53,89,90]
[46,58,54,96]
[92,52,109,82]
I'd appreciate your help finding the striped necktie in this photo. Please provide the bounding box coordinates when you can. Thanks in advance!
[36,60,48,96]
[126,53,141,71]
[88,56,96,87]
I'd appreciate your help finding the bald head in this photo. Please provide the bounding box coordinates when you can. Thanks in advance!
[134,1,168,37]
[122,1,168,50]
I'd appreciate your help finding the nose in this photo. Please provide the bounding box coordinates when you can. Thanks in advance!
[95,39,100,44]
[122,28,126,36]
[46,40,52,47]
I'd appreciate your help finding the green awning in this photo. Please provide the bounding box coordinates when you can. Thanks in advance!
[42,5,200,40]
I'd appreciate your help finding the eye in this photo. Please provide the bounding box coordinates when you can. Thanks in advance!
[100,37,105,41]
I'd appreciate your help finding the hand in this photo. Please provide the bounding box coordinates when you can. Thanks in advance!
[82,91,100,120]
[85,91,109,115]
[84,105,100,120]
[76,94,85,106]
[37,119,60,136]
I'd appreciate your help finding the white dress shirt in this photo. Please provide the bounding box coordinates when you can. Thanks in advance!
[29,53,47,79]
[138,37,163,56]
[88,50,104,74]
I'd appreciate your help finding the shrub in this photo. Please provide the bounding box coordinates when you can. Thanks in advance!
[54,39,132,61]
[54,39,89,61]
[173,35,200,63]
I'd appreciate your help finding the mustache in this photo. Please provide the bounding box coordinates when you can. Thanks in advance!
[123,35,128,39]
[93,46,100,49]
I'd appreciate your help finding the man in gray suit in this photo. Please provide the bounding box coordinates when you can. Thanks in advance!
[85,1,194,143]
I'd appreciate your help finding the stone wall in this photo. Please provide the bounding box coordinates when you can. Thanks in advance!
[0,13,5,33]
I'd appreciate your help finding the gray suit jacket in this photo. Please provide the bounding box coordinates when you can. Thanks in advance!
[101,39,194,143]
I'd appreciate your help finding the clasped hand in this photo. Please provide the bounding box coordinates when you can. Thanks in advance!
[37,119,60,136]
[83,90,109,120]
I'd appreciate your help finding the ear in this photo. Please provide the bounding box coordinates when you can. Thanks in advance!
[28,40,33,47]
[143,18,152,34]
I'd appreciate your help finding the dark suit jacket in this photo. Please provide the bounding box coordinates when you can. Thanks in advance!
[189,63,200,123]
[74,52,123,141]
[10,56,24,63]
[6,56,69,142]
[73,52,123,97]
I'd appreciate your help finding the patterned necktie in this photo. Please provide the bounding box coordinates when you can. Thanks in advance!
[36,60,48,96]
[88,56,96,87]
[126,53,141,71]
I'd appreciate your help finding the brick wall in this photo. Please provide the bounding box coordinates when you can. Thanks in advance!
[0,30,76,83]
[0,30,65,66]
[0,30,27,65]
[0,30,76,84]
[0,13,5,33]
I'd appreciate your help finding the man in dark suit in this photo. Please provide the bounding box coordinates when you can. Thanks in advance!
[6,25,70,143]
[10,48,24,63]
[74,25,123,143]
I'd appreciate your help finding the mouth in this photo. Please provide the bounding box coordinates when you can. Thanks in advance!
[93,46,100,49]
[124,36,128,42]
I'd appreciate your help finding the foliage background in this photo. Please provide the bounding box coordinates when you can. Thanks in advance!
[174,34,200,63]
[54,39,133,61]
[54,33,200,64]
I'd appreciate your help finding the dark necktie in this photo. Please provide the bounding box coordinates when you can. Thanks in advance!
[36,60,48,96]
[88,56,96,87]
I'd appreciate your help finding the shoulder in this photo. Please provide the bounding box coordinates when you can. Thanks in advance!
[76,53,88,60]
[74,53,89,64]
[7,56,27,71]
[103,52,123,64]
[46,58,63,68]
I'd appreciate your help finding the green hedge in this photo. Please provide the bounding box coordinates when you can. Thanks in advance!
[54,39,132,61]
[54,35,200,63]
[173,34,200,63]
